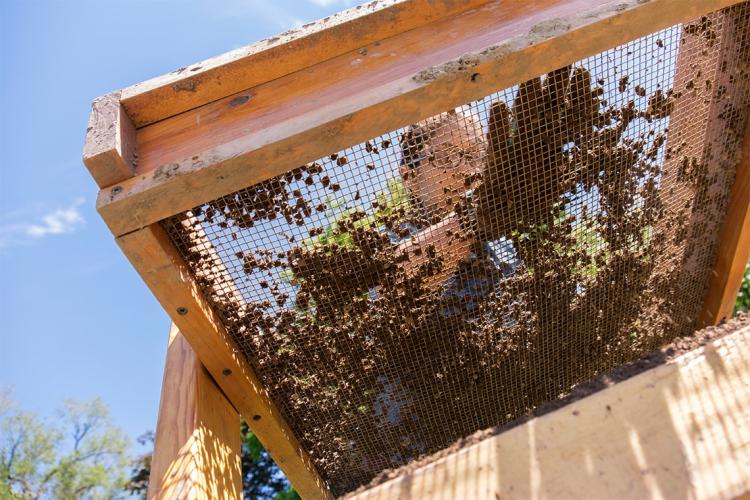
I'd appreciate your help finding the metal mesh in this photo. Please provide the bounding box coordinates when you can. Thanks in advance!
[163,6,750,495]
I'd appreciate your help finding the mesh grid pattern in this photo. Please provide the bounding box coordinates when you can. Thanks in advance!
[163,6,750,495]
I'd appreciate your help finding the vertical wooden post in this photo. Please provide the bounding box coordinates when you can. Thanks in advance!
[148,324,243,499]
[697,8,750,327]
[698,125,750,326]
[653,6,750,330]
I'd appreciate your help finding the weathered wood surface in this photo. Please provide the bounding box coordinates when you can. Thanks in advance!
[82,92,137,187]
[348,325,750,500]
[120,0,491,127]
[96,0,747,237]
[148,325,242,499]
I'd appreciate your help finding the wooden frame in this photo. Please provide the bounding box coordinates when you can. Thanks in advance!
[95,0,747,238]
[698,125,750,327]
[148,325,242,499]
[82,1,750,497]
[347,324,750,499]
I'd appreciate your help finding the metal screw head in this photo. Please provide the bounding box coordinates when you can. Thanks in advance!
[176,307,188,315]
[222,368,232,376]
[111,185,123,195]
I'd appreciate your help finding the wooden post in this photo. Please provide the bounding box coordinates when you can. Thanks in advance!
[82,92,137,188]
[694,7,750,327]
[148,324,243,499]
[698,124,750,326]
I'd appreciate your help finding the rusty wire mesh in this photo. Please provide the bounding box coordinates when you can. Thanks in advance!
[163,5,750,495]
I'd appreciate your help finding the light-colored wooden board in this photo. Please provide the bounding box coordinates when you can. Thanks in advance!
[148,325,242,499]
[347,324,750,500]
[120,0,490,127]
[96,0,746,237]
[118,225,332,499]
[82,92,137,187]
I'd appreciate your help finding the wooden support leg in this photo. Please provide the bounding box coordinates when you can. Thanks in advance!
[148,324,243,499]
[698,8,750,327]
[699,123,750,326]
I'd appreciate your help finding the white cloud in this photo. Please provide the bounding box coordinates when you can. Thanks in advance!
[0,198,85,249]
[25,203,84,237]
[306,0,354,7]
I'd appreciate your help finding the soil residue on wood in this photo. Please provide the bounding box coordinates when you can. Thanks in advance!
[346,311,750,496]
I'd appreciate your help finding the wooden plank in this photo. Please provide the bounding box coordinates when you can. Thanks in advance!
[97,0,747,237]
[120,0,491,127]
[82,92,137,187]
[643,5,750,334]
[347,325,750,500]
[118,224,332,499]
[148,325,242,499]
[699,123,750,326]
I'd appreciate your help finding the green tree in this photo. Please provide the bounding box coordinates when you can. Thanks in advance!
[123,432,152,498]
[735,261,750,314]
[240,421,298,500]
[0,390,130,499]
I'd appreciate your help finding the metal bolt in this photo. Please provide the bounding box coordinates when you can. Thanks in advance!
[176,307,188,315]
[111,186,123,195]
[222,368,232,376]
[359,47,367,56]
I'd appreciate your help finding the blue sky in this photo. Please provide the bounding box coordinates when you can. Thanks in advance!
[0,0,357,446]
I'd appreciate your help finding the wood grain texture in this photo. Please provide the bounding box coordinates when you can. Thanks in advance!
[348,325,750,500]
[82,92,137,187]
[97,0,747,237]
[148,325,242,499]
[118,224,332,499]
[699,122,750,327]
[120,0,491,127]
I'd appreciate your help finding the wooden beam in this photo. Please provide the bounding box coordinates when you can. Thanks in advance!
[148,324,242,499]
[699,122,750,326]
[118,224,332,499]
[120,0,491,127]
[96,0,747,237]
[348,325,750,500]
[82,92,137,187]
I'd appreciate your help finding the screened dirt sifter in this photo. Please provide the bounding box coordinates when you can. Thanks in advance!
[84,1,750,498]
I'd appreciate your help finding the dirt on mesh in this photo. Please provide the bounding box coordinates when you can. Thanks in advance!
[162,8,750,496]
[346,311,750,496]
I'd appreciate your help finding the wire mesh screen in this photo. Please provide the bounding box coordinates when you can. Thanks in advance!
[163,5,750,495]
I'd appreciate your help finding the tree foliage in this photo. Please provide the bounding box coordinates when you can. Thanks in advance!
[0,391,130,499]
[240,421,298,500]
[123,432,152,498]
[736,262,750,314]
